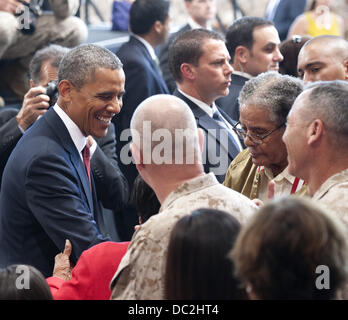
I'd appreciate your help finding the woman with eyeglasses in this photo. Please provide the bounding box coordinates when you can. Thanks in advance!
[287,0,344,38]
[223,71,306,202]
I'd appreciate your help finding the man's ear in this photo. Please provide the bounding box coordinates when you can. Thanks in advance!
[180,63,195,81]
[130,142,145,171]
[153,20,163,35]
[58,80,73,103]
[29,79,35,88]
[307,119,324,146]
[343,58,348,80]
[234,45,250,65]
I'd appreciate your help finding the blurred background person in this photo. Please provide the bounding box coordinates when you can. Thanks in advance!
[279,35,311,77]
[230,196,348,300]
[216,17,283,121]
[265,0,307,41]
[297,35,348,82]
[288,0,344,38]
[0,0,87,103]
[165,208,247,300]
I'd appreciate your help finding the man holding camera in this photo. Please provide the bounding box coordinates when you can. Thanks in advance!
[0,44,67,186]
[0,0,87,100]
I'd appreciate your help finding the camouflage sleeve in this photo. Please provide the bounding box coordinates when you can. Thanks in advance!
[111,232,164,300]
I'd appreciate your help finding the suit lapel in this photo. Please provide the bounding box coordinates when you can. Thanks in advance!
[44,108,94,213]
[174,90,241,159]
[130,36,169,93]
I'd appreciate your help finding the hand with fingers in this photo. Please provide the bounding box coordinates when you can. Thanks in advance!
[0,0,29,14]
[53,239,73,281]
[16,86,50,131]
[252,180,276,208]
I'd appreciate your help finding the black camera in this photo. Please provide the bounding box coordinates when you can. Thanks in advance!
[15,0,42,35]
[44,80,59,107]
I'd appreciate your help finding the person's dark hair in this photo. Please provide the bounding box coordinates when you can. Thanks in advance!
[129,0,170,35]
[230,196,348,300]
[165,208,247,300]
[225,16,274,61]
[29,44,70,85]
[168,28,224,83]
[58,44,123,89]
[279,35,311,77]
[0,265,53,300]
[131,174,161,224]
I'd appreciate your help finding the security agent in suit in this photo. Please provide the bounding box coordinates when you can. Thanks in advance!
[0,44,126,277]
[265,0,306,41]
[112,0,169,241]
[216,17,283,121]
[159,0,217,93]
[168,29,244,183]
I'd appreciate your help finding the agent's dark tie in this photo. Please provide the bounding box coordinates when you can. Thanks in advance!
[82,142,92,191]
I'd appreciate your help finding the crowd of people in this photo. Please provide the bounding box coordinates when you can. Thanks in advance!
[0,0,348,301]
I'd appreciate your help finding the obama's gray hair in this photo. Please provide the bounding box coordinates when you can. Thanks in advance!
[58,44,123,89]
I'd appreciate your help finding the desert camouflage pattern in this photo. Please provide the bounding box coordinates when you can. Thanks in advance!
[312,168,348,228]
[110,172,257,300]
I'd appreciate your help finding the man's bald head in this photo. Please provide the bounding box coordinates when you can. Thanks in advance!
[130,94,202,164]
[297,35,348,83]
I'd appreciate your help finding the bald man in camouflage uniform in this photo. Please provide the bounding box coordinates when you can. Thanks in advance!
[110,94,257,300]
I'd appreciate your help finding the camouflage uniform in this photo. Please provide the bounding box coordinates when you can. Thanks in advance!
[312,168,348,229]
[110,172,257,300]
[0,0,87,98]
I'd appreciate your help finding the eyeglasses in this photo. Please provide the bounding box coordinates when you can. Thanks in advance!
[232,122,286,145]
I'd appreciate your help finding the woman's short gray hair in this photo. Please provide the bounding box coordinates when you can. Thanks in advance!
[58,44,123,89]
[238,71,304,125]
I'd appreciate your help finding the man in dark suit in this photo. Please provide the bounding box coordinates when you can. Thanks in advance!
[216,17,283,121]
[265,0,306,41]
[0,44,126,277]
[112,0,170,241]
[0,45,128,240]
[159,0,217,93]
[168,29,244,183]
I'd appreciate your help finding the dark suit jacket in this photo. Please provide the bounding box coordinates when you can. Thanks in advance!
[0,108,22,187]
[216,73,248,122]
[159,23,192,93]
[268,0,306,41]
[0,108,110,277]
[112,35,169,241]
[174,90,243,183]
[0,108,129,212]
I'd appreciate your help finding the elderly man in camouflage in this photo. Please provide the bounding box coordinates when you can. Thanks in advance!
[110,94,257,300]
[283,80,348,228]
[0,0,87,99]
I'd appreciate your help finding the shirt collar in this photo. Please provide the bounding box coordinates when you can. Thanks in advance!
[53,104,87,155]
[187,16,212,30]
[178,88,216,117]
[132,34,157,61]
[260,165,296,184]
[312,168,348,200]
[160,173,218,211]
[233,71,253,80]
